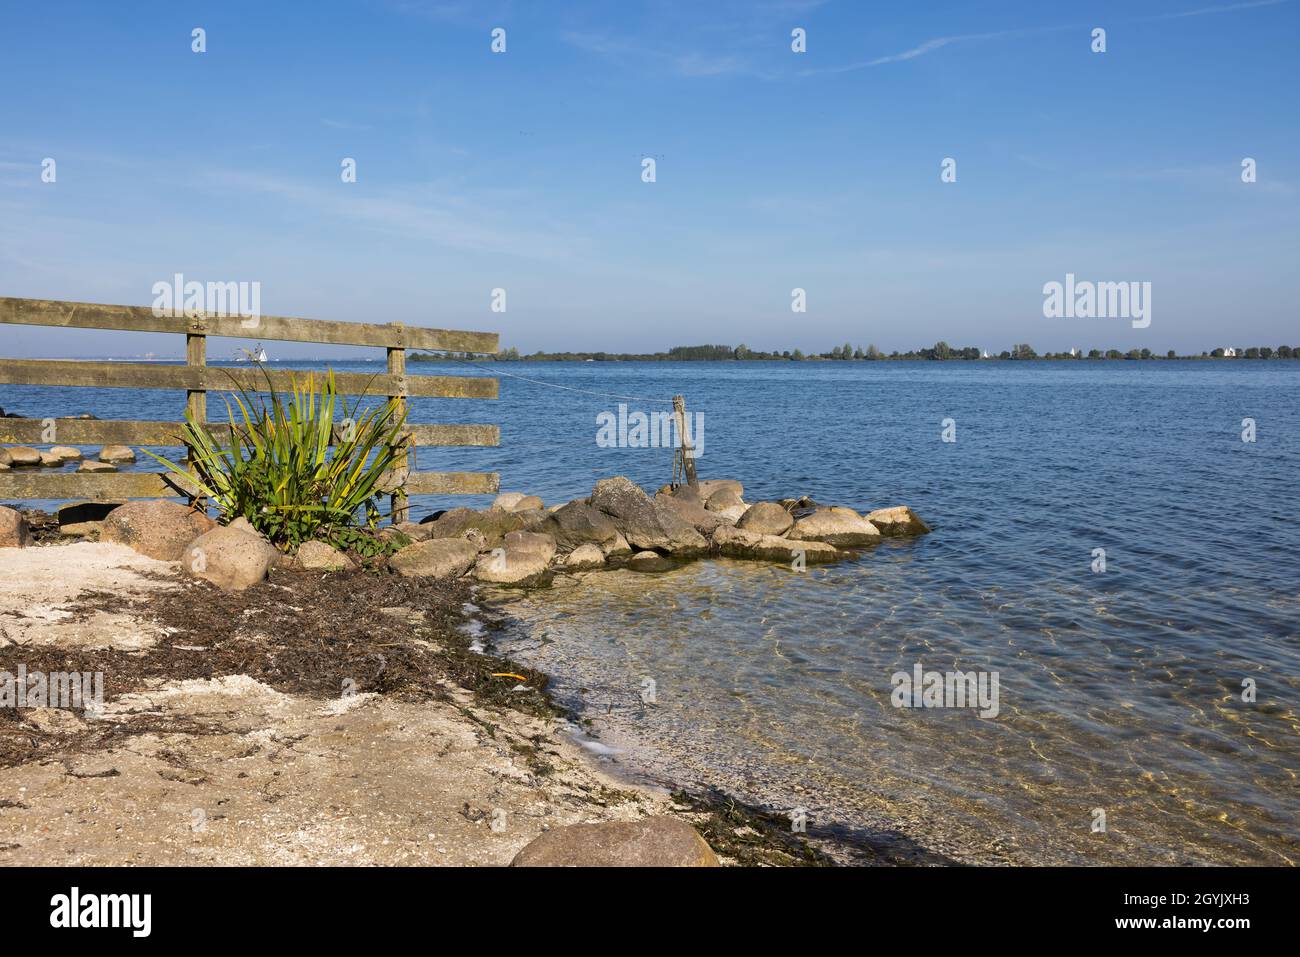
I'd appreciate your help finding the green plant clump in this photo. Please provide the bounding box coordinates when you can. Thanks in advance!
[148,369,408,553]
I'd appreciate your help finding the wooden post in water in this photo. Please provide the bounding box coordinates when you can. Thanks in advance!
[387,324,410,524]
[185,316,207,510]
[672,394,698,489]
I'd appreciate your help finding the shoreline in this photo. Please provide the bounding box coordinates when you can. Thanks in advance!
[0,537,833,867]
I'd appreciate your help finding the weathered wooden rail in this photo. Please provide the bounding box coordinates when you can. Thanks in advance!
[0,297,500,521]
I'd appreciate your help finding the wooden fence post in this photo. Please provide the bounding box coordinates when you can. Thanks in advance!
[673,394,698,488]
[387,324,410,524]
[186,317,207,510]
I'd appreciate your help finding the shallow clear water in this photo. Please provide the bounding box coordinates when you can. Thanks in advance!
[4,358,1298,864]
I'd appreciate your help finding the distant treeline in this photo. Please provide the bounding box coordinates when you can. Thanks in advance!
[411,341,1300,363]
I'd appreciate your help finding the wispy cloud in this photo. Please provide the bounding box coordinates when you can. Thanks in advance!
[805,0,1290,75]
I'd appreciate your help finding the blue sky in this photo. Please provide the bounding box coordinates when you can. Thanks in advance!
[1,0,1296,358]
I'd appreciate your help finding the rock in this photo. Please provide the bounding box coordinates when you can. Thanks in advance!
[0,462,8,471]
[778,496,820,514]
[492,492,545,512]
[736,502,794,536]
[541,500,622,550]
[714,504,747,523]
[393,521,434,542]
[473,530,556,585]
[183,525,279,591]
[705,486,745,511]
[57,500,122,537]
[513,507,551,531]
[39,451,66,467]
[101,500,217,560]
[3,446,41,467]
[654,491,733,535]
[98,444,136,463]
[510,817,719,867]
[389,538,479,579]
[589,476,707,555]
[0,506,30,547]
[49,446,83,461]
[296,540,353,571]
[628,550,675,572]
[78,460,117,473]
[601,532,632,559]
[790,507,881,546]
[561,543,605,570]
[865,506,931,536]
[695,479,743,501]
[546,503,564,513]
[423,507,527,549]
[227,517,261,537]
[711,525,840,564]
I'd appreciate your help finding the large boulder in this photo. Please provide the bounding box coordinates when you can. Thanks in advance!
[510,817,719,867]
[865,506,931,536]
[390,538,479,579]
[49,446,83,461]
[98,444,136,464]
[0,506,30,548]
[422,507,527,549]
[183,525,279,591]
[790,507,881,546]
[736,502,794,536]
[3,446,41,467]
[541,500,622,550]
[712,525,840,564]
[628,550,674,572]
[38,451,65,467]
[296,540,353,571]
[492,492,545,512]
[473,530,556,585]
[589,477,708,555]
[101,500,217,560]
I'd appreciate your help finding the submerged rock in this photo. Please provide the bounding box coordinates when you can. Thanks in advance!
[736,502,794,536]
[98,444,136,464]
[78,460,117,473]
[390,538,479,579]
[628,550,675,572]
[101,500,217,561]
[3,446,41,467]
[561,543,605,570]
[510,817,719,867]
[865,506,931,536]
[790,507,881,546]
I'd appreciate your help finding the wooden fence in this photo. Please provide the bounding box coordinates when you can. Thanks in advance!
[0,297,500,522]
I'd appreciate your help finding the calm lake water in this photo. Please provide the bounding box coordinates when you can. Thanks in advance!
[4,358,1298,865]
